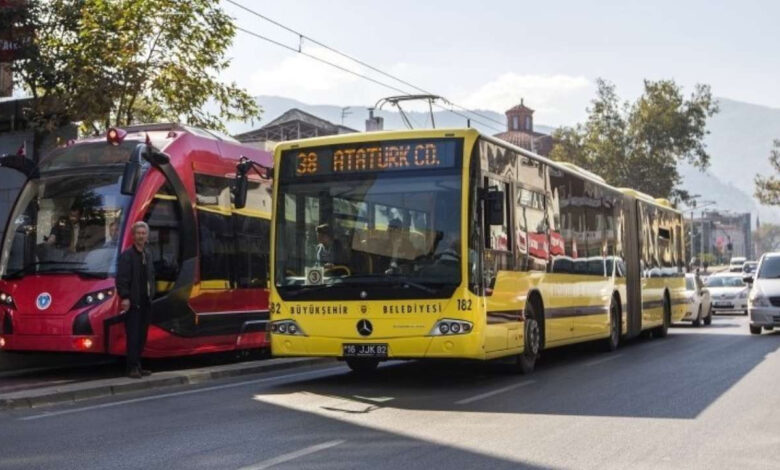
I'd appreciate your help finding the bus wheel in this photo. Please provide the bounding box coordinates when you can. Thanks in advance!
[517,306,541,374]
[704,306,712,326]
[346,358,379,374]
[749,325,762,335]
[603,298,620,352]
[655,296,671,338]
[692,305,702,327]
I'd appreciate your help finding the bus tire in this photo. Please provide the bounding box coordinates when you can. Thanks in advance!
[603,297,620,352]
[749,325,762,335]
[346,358,379,374]
[516,302,541,374]
[655,295,671,338]
[692,305,702,327]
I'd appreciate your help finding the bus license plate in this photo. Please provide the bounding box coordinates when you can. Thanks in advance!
[342,343,388,358]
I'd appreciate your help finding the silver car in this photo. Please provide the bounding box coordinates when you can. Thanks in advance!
[745,253,780,335]
[705,273,749,315]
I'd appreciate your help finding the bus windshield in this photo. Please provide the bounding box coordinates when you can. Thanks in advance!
[1,146,135,279]
[275,145,463,300]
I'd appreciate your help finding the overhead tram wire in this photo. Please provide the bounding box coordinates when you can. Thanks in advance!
[234,27,505,134]
[225,0,507,133]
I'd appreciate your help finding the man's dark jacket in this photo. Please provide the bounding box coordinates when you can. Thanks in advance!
[116,246,156,308]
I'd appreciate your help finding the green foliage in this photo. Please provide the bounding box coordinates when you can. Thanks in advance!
[753,223,780,256]
[754,140,780,206]
[549,79,719,202]
[7,0,260,134]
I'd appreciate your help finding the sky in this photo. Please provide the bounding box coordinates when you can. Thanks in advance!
[220,0,780,127]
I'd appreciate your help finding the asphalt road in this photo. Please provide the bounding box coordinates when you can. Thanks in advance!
[1,314,778,470]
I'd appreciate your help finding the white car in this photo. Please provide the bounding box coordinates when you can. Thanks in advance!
[680,273,712,326]
[745,253,780,335]
[705,273,749,315]
[729,256,747,273]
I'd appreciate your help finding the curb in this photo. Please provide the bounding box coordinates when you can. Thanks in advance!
[0,357,335,410]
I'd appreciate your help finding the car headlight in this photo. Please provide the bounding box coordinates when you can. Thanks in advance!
[749,293,770,307]
[74,288,115,309]
[269,319,306,336]
[0,292,16,309]
[429,319,473,336]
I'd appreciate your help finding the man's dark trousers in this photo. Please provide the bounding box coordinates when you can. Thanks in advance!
[125,301,151,372]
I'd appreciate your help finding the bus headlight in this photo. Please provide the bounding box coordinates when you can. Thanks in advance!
[429,319,473,336]
[269,320,306,336]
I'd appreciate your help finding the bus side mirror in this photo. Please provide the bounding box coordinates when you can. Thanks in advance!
[486,190,505,226]
[120,159,141,195]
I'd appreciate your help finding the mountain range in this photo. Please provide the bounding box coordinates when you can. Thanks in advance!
[227,95,780,225]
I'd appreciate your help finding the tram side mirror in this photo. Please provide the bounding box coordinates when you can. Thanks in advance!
[120,159,142,195]
[485,190,505,226]
[233,173,248,209]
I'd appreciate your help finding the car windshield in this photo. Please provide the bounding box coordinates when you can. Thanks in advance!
[0,144,135,279]
[705,276,745,287]
[274,139,463,300]
[757,256,780,279]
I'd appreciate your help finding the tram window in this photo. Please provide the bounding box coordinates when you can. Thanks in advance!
[144,196,181,290]
[234,216,269,288]
[195,174,234,288]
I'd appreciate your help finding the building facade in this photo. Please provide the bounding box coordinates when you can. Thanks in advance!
[689,211,753,263]
[234,108,356,150]
[493,99,553,156]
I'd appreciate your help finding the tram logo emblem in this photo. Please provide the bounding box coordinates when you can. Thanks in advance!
[357,319,373,337]
[36,293,52,311]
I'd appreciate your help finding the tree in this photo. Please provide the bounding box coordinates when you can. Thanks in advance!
[5,0,260,150]
[753,223,780,257]
[549,79,719,203]
[754,140,780,206]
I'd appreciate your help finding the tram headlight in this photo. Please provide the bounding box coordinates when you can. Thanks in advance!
[429,319,473,336]
[74,288,115,309]
[0,292,16,309]
[269,320,306,336]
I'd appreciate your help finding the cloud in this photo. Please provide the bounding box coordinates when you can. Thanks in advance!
[458,73,594,126]
[248,46,383,105]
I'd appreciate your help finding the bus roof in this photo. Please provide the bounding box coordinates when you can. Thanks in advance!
[274,127,679,214]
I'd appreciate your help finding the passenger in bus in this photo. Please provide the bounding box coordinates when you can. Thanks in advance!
[314,223,345,269]
[384,218,415,274]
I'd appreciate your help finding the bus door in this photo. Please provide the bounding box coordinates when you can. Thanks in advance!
[623,197,642,337]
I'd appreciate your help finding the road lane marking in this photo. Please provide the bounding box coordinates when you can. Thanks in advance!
[455,380,535,405]
[18,365,346,422]
[585,353,624,367]
[237,440,345,470]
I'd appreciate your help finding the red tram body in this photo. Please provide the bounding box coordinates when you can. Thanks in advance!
[0,124,273,357]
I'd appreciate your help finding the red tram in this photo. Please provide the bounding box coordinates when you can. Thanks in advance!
[0,124,273,357]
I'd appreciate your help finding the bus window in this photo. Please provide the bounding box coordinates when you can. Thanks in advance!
[515,186,548,272]
[485,178,510,252]
[144,189,182,294]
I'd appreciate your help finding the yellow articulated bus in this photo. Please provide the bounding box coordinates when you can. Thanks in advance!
[268,128,686,373]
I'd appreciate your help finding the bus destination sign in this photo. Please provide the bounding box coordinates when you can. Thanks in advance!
[281,139,461,179]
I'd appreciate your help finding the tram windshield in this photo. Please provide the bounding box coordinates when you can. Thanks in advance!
[1,143,136,279]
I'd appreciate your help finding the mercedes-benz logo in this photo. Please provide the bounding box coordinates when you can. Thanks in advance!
[357,319,373,337]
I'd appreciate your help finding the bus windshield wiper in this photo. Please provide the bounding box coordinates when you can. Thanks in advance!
[3,261,86,279]
[342,274,437,294]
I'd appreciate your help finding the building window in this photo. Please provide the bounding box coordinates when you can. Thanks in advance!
[525,116,532,131]
[512,115,519,131]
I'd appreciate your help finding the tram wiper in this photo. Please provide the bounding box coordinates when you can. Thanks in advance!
[3,261,86,279]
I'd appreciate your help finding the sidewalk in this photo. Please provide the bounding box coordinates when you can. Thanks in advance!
[0,356,334,410]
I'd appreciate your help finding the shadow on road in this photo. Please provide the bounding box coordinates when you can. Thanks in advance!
[258,326,780,421]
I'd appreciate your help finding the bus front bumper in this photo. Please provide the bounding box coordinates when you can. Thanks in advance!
[272,333,486,360]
